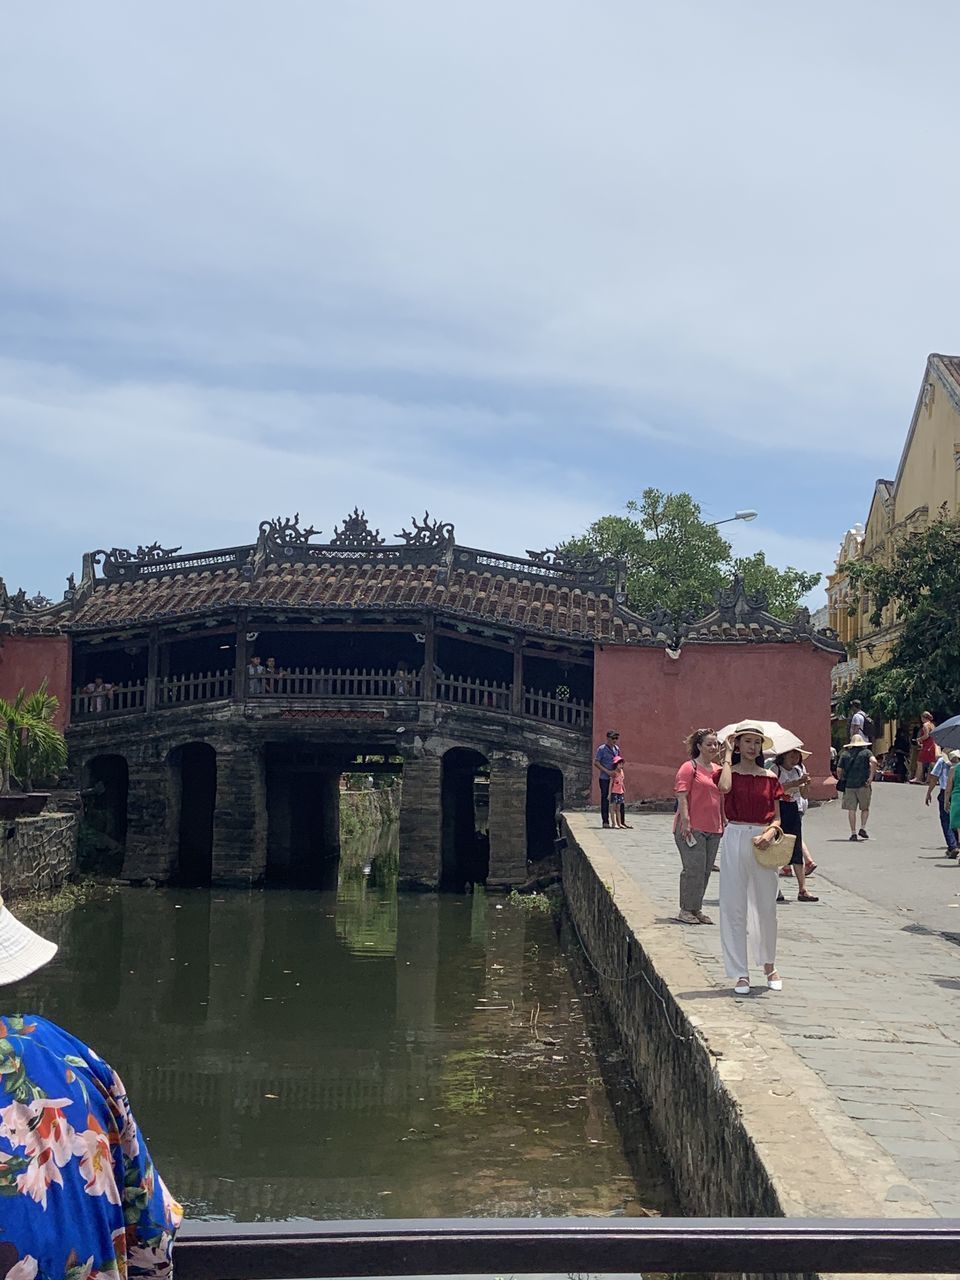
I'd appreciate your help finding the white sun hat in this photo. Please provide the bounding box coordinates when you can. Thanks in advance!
[0,898,57,985]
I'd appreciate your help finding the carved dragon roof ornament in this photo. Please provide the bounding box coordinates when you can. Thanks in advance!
[331,508,385,548]
[93,542,183,569]
[396,512,455,547]
[258,514,320,547]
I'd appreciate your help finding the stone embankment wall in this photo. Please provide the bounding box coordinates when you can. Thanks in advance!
[339,785,401,842]
[1,811,78,899]
[561,813,933,1229]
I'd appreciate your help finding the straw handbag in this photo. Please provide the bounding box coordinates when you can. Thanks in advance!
[752,826,795,869]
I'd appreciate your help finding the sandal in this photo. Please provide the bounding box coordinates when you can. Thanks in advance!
[797,890,819,902]
[694,911,714,924]
[733,978,750,995]
[804,861,817,875]
[677,910,700,925]
[765,970,783,991]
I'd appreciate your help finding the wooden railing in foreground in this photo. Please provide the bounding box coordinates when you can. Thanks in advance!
[174,1217,960,1278]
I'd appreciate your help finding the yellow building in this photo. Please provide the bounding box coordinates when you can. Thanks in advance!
[830,354,960,746]
[826,523,864,700]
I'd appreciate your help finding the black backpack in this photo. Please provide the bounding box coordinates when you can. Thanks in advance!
[861,713,875,741]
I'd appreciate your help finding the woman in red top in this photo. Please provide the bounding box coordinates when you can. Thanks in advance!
[673,728,724,925]
[717,722,785,995]
[912,711,937,784]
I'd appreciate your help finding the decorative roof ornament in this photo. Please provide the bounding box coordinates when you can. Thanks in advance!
[396,512,455,547]
[258,514,320,546]
[105,542,183,565]
[714,573,769,620]
[527,546,605,576]
[331,508,385,548]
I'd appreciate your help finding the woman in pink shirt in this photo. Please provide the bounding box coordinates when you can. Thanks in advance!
[673,728,724,925]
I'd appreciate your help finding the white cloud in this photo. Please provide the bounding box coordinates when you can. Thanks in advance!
[1,0,958,598]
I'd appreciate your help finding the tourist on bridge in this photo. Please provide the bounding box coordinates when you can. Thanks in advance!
[247,654,264,694]
[0,897,181,1275]
[717,723,785,995]
[673,728,724,925]
[593,729,622,828]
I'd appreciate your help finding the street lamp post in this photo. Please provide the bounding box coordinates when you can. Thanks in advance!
[710,510,758,526]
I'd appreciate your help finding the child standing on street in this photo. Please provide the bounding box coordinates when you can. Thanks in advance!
[610,762,632,828]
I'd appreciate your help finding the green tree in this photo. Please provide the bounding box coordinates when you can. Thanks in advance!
[563,489,821,620]
[844,508,960,719]
[0,682,68,793]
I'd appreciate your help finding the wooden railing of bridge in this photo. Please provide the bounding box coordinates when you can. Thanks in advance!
[71,667,591,730]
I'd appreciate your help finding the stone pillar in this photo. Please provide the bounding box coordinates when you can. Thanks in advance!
[486,750,529,887]
[211,742,267,885]
[123,755,178,882]
[398,753,442,888]
[317,770,341,859]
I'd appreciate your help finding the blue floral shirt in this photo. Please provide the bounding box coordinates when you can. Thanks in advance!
[0,1014,181,1278]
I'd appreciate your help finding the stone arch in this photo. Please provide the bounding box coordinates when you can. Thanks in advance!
[82,754,129,874]
[440,747,489,891]
[168,741,217,886]
[526,762,564,860]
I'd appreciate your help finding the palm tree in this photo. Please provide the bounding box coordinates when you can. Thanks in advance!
[0,682,67,794]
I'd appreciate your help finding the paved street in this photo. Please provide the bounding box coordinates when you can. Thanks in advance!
[803,779,960,938]
[582,784,960,1217]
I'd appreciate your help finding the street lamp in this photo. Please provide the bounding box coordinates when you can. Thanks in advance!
[710,510,758,526]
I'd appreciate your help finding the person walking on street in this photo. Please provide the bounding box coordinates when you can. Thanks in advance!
[673,728,724,925]
[773,748,819,902]
[593,729,621,828]
[911,711,937,784]
[837,731,877,840]
[925,749,959,856]
[717,722,785,995]
[945,751,960,853]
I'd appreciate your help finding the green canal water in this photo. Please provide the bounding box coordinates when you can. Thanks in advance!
[13,832,677,1224]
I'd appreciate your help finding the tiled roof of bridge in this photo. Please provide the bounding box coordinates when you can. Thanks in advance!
[0,513,844,651]
[50,560,662,643]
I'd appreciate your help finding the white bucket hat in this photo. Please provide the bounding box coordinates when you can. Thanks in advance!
[0,897,57,985]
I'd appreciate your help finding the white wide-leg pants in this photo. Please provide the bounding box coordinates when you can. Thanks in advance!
[718,822,779,979]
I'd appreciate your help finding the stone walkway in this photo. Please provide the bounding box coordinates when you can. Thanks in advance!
[578,788,960,1218]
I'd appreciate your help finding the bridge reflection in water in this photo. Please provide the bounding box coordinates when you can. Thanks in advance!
[14,836,677,1225]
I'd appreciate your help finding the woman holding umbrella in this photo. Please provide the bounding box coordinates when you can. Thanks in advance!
[717,722,785,995]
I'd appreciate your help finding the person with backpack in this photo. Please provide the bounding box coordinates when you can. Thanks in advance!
[837,731,878,841]
[848,700,875,744]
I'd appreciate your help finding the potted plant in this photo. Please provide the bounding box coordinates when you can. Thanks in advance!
[0,682,67,818]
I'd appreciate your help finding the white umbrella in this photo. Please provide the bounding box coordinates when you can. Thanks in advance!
[716,720,805,756]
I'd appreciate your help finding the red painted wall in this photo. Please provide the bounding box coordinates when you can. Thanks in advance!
[593,643,837,802]
[0,634,72,730]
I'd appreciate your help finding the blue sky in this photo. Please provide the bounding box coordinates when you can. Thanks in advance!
[2,1,959,604]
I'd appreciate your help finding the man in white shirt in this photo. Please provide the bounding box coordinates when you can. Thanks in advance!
[848,701,866,739]
[925,751,958,856]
